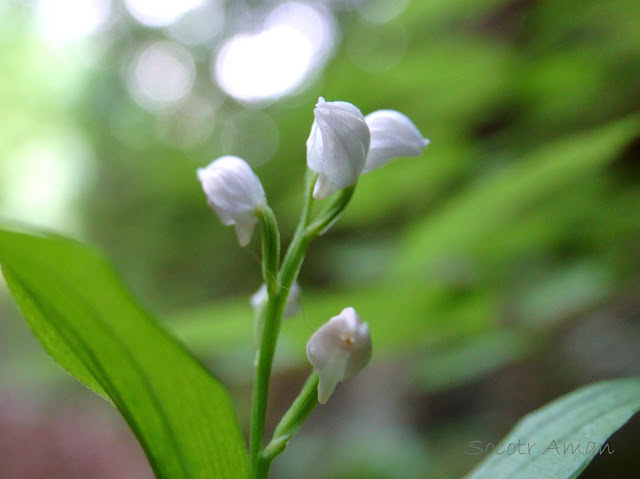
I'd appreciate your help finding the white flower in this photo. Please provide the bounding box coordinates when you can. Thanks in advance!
[251,281,302,319]
[363,110,430,173]
[306,307,372,404]
[197,156,266,247]
[306,98,371,199]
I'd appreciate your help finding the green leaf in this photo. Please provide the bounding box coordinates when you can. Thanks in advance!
[464,378,640,479]
[2,282,499,388]
[0,228,248,479]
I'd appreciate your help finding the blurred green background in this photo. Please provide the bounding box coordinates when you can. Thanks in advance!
[1,0,640,477]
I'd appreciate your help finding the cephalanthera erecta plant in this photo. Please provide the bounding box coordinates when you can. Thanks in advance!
[198,97,428,478]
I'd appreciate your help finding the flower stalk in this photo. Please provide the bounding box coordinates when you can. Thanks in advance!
[305,186,355,237]
[260,372,320,468]
[250,172,360,478]
[256,205,280,294]
[198,96,428,479]
[249,287,287,476]
[249,170,317,478]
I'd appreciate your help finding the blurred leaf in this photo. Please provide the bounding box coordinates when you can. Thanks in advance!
[395,116,640,279]
[464,378,640,479]
[521,49,606,128]
[515,261,612,326]
[418,330,537,393]
[171,284,498,372]
[0,228,248,479]
[325,38,516,128]
[1,284,499,386]
[342,137,472,226]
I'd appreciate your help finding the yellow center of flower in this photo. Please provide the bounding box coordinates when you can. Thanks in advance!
[341,334,354,347]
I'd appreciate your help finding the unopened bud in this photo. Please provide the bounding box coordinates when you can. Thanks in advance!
[306,98,370,199]
[363,110,429,173]
[197,156,266,246]
[251,282,302,319]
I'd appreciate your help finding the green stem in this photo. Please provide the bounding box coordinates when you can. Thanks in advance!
[278,171,317,295]
[253,457,272,479]
[249,172,316,478]
[262,372,320,463]
[305,186,355,238]
[256,205,280,294]
[249,173,357,479]
[299,170,317,229]
[249,290,287,476]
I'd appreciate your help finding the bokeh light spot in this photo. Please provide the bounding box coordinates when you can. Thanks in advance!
[125,0,205,27]
[156,94,221,148]
[168,1,224,46]
[36,0,111,43]
[127,42,196,111]
[213,2,336,103]
[2,135,92,232]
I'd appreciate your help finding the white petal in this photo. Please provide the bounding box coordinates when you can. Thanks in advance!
[205,156,266,209]
[284,281,302,318]
[312,173,340,199]
[251,284,268,311]
[363,110,429,173]
[234,213,258,247]
[206,199,235,226]
[343,320,371,379]
[197,156,266,246]
[306,121,323,173]
[306,307,371,404]
[314,111,368,188]
[306,324,349,404]
[306,98,370,198]
[317,354,348,404]
[251,282,302,319]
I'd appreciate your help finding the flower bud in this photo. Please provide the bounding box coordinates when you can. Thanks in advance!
[363,110,430,173]
[306,98,371,199]
[251,281,302,319]
[306,307,371,404]
[197,156,266,247]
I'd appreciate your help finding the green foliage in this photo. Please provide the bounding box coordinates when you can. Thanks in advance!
[395,117,640,279]
[0,228,248,479]
[465,378,640,479]
[416,330,536,393]
[170,283,496,368]
[2,0,640,477]
[165,118,640,390]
